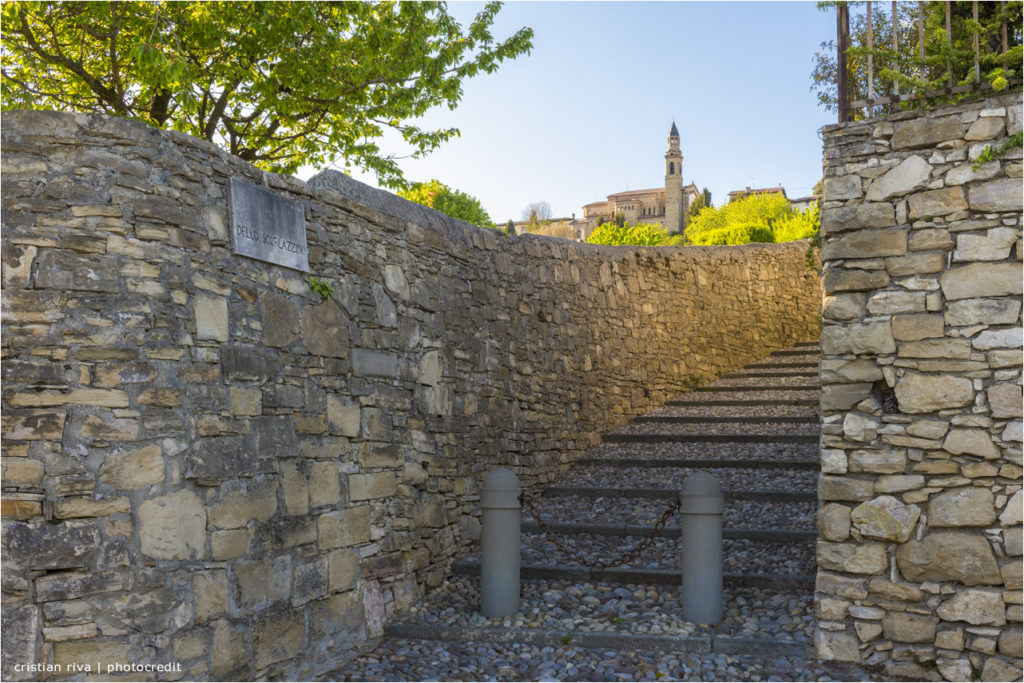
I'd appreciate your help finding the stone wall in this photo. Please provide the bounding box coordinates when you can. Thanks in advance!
[1,110,820,681]
[816,91,1023,681]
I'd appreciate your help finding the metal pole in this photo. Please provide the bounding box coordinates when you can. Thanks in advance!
[893,1,900,99]
[480,468,521,617]
[680,473,724,625]
[867,0,875,117]
[973,0,980,86]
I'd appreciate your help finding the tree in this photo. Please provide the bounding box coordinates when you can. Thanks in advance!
[685,191,818,246]
[505,219,516,235]
[687,187,713,220]
[399,179,494,228]
[521,201,553,222]
[587,222,683,247]
[1,1,533,183]
[811,1,1021,119]
[527,221,574,240]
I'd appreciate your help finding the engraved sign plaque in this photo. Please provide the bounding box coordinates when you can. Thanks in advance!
[230,178,309,272]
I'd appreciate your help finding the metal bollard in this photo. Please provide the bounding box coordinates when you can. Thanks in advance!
[480,467,521,617]
[679,472,724,625]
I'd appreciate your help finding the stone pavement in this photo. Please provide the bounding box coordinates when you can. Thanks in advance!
[325,342,896,681]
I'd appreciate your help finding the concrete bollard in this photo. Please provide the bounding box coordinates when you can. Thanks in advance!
[679,472,724,625]
[480,467,521,617]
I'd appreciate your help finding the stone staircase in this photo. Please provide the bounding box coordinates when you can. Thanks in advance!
[329,342,887,681]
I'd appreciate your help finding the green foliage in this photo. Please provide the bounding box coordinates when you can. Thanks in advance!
[309,276,334,300]
[685,192,819,246]
[586,222,684,247]
[973,132,1023,169]
[1,1,533,184]
[687,187,713,220]
[399,179,494,228]
[505,219,515,235]
[812,1,1022,119]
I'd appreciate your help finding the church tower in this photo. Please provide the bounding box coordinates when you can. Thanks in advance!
[664,121,684,232]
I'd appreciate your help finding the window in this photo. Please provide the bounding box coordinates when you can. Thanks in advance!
[669,162,675,175]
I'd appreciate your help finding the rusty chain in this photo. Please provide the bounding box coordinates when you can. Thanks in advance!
[519,493,680,570]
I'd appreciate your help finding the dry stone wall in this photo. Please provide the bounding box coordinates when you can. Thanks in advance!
[1,110,819,680]
[817,91,1023,681]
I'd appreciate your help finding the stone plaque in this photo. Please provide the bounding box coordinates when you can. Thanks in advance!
[230,178,309,272]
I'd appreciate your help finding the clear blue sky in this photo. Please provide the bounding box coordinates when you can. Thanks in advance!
[305,1,837,224]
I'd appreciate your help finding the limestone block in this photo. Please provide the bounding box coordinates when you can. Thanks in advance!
[383,265,410,299]
[195,295,229,342]
[818,503,852,541]
[821,322,895,355]
[253,609,306,670]
[907,420,949,440]
[309,461,341,508]
[896,532,1001,585]
[402,460,429,485]
[2,409,66,441]
[815,628,861,662]
[999,628,1023,657]
[822,293,867,321]
[259,293,300,348]
[350,349,399,377]
[881,612,938,643]
[851,496,920,543]
[937,589,1006,626]
[301,300,349,358]
[940,262,1024,300]
[891,116,965,150]
[229,386,261,416]
[1004,561,1023,590]
[53,496,130,519]
[83,414,141,441]
[909,228,953,251]
[193,570,228,623]
[868,578,923,602]
[821,360,883,384]
[855,621,883,642]
[817,540,888,574]
[206,478,278,529]
[292,557,328,607]
[874,474,925,493]
[970,178,1024,212]
[908,187,967,219]
[822,229,907,260]
[965,116,1005,141]
[53,640,132,674]
[418,350,442,387]
[348,472,396,501]
[866,156,933,201]
[233,556,292,608]
[281,460,309,516]
[138,488,207,560]
[1,458,44,487]
[318,506,371,548]
[824,175,863,201]
[894,373,974,413]
[954,228,1019,262]
[372,283,397,327]
[897,338,972,359]
[823,268,891,294]
[327,395,361,437]
[943,429,1001,460]
[821,202,895,235]
[972,327,1023,351]
[3,520,102,571]
[843,412,880,442]
[8,389,129,409]
[822,383,874,412]
[866,291,927,316]
[1001,491,1023,526]
[360,407,393,441]
[946,298,1022,327]
[885,253,946,276]
[211,528,251,560]
[981,658,1023,682]
[892,314,944,341]
[945,160,1000,186]
[328,549,360,593]
[928,486,996,527]
[210,620,249,676]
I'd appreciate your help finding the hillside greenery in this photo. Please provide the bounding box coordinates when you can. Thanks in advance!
[399,179,494,228]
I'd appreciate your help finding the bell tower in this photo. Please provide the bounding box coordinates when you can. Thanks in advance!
[664,121,684,232]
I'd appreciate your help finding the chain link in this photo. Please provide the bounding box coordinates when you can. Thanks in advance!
[519,493,680,570]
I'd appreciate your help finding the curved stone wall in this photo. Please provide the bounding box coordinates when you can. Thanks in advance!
[1,110,820,680]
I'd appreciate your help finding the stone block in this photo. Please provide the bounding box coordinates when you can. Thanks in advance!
[940,263,1024,300]
[281,459,309,516]
[210,620,249,676]
[881,612,937,643]
[360,407,393,441]
[260,293,300,348]
[35,571,123,602]
[309,461,341,508]
[53,639,131,674]
[894,373,974,413]
[206,477,278,529]
[891,314,944,341]
[318,506,371,548]
[998,628,1023,657]
[351,349,399,378]
[865,155,932,200]
[981,658,1023,682]
[3,520,101,571]
[821,359,883,383]
[98,444,164,490]
[823,268,891,294]
[328,549,360,593]
[252,609,306,670]
[824,175,863,201]
[937,589,1006,626]
[815,628,861,662]
[195,295,229,342]
[327,395,361,437]
[946,298,1022,327]
[874,474,925,493]
[868,578,923,602]
[897,338,972,359]
[821,202,895,235]
[908,187,967,219]
[822,383,874,412]
[943,429,1001,460]
[965,116,1005,140]
[973,327,1023,351]
[969,178,1024,213]
[301,301,349,358]
[2,409,66,441]
[193,570,228,623]
[885,253,946,276]
[817,540,888,574]
[307,591,366,648]
[817,503,852,541]
[852,495,920,542]
[221,343,274,382]
[1001,492,1022,526]
[53,496,130,519]
[822,229,907,260]
[896,532,1001,585]
[292,558,329,607]
[954,228,1018,262]
[211,528,251,560]
[866,290,927,315]
[909,228,953,251]
[821,322,895,356]
[891,116,964,150]
[233,556,292,608]
[1,458,44,487]
[843,412,880,442]
[138,488,207,560]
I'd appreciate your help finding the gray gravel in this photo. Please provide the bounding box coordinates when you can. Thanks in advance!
[611,421,820,436]
[584,442,819,462]
[670,388,819,403]
[556,465,818,492]
[646,404,819,418]
[706,376,820,389]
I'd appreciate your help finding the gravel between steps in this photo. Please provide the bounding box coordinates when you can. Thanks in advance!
[645,404,819,418]
[611,421,820,436]
[670,389,819,403]
[556,465,818,492]
[583,442,819,462]
[705,376,820,388]
[329,638,886,682]
[530,496,816,531]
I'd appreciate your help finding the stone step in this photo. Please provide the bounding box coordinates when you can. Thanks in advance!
[576,457,819,469]
[384,623,813,658]
[520,520,815,542]
[744,361,818,369]
[666,398,818,406]
[601,433,818,444]
[451,561,816,590]
[541,487,817,503]
[771,348,820,356]
[720,370,817,379]
[695,384,822,392]
[632,415,818,424]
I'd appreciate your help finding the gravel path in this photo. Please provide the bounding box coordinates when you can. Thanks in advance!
[531,496,816,531]
[556,465,818,492]
[646,404,819,418]
[706,376,820,388]
[329,639,885,682]
[669,389,819,403]
[584,442,819,462]
[611,421,820,436]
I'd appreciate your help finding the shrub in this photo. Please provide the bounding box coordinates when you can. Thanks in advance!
[689,224,774,246]
[587,222,682,246]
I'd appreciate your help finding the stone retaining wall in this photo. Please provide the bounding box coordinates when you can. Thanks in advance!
[1,110,819,680]
[816,91,1023,681]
